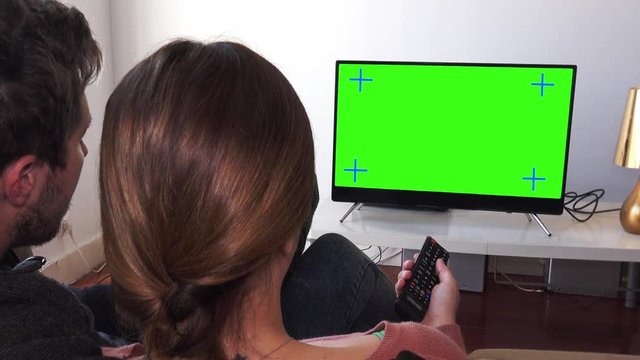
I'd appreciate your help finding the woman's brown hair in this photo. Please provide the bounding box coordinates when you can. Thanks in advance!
[100,40,315,359]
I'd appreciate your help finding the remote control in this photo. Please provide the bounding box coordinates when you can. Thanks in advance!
[395,236,449,322]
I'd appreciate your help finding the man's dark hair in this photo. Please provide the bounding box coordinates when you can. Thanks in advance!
[0,0,101,172]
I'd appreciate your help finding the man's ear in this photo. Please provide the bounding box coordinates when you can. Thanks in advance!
[1,155,43,207]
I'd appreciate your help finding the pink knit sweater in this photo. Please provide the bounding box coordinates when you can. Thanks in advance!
[303,321,467,360]
[103,321,467,359]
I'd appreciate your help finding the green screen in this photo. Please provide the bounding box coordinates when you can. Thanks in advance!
[334,62,574,199]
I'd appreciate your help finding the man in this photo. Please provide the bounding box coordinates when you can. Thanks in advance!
[0,0,109,357]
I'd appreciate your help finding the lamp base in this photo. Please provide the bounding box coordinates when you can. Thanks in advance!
[620,177,640,234]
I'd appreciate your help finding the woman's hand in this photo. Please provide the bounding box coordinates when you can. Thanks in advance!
[395,255,417,297]
[421,259,459,327]
[395,256,460,327]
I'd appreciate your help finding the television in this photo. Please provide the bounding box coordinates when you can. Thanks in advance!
[332,61,576,215]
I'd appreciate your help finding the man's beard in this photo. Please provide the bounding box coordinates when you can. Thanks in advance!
[10,176,70,248]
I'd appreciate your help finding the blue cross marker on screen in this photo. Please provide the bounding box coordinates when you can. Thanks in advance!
[344,158,368,182]
[531,73,555,97]
[522,167,547,191]
[349,68,374,92]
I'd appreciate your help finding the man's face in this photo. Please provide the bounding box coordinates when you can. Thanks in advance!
[11,94,91,247]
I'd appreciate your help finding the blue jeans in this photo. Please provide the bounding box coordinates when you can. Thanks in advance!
[75,233,399,341]
[282,232,400,339]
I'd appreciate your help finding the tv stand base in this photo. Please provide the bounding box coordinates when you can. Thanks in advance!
[339,202,553,236]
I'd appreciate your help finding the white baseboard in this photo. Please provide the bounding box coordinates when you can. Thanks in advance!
[40,235,105,284]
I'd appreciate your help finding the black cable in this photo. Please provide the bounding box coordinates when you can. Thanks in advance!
[563,189,620,222]
[373,246,383,263]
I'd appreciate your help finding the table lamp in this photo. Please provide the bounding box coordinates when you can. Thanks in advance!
[614,86,640,234]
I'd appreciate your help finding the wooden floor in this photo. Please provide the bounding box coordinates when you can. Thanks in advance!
[377,265,640,355]
[74,263,640,355]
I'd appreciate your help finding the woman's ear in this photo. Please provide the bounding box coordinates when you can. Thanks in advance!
[280,235,297,257]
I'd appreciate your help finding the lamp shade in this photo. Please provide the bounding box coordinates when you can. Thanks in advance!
[614,86,640,234]
[614,87,640,168]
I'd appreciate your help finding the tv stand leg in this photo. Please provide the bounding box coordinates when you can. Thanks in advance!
[525,213,552,237]
[340,202,362,223]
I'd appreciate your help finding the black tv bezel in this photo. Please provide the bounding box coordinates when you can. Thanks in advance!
[331,60,577,215]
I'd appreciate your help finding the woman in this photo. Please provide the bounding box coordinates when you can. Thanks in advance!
[100,39,466,359]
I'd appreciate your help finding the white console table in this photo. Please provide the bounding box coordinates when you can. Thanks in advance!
[308,200,640,305]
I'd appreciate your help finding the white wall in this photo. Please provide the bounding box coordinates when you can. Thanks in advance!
[109,0,640,204]
[31,0,639,274]
[33,0,115,264]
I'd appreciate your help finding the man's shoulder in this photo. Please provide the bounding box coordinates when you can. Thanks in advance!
[0,259,87,326]
[0,249,20,270]
[0,255,60,298]
[0,258,87,322]
[0,259,107,359]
